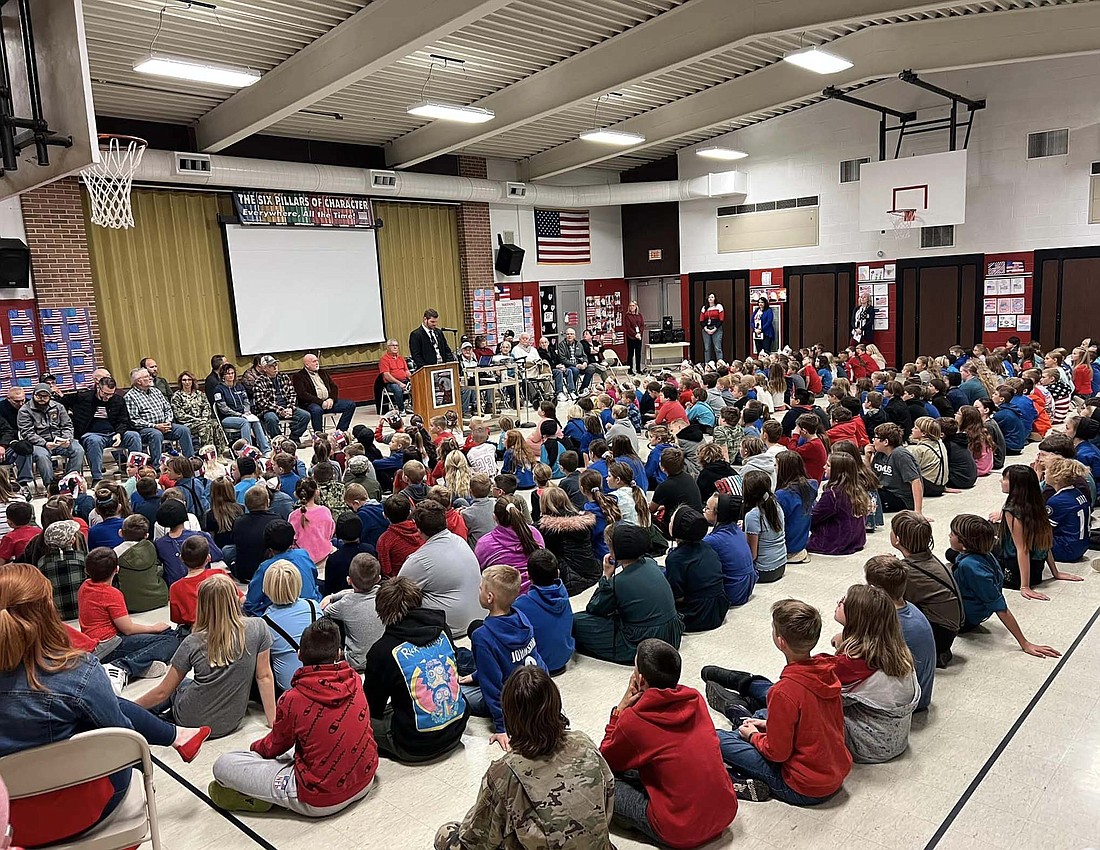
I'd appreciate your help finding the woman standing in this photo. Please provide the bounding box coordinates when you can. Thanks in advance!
[624,300,645,374]
[212,364,271,453]
[699,293,724,365]
[851,292,876,346]
[172,371,222,452]
[751,297,775,355]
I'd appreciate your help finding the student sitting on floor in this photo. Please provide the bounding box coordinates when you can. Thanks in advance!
[243,520,322,616]
[742,471,787,583]
[703,492,756,607]
[704,600,851,806]
[513,549,575,676]
[946,514,1062,658]
[572,524,684,665]
[114,513,168,613]
[664,506,729,633]
[774,451,817,565]
[599,639,739,848]
[807,452,869,556]
[1043,457,1093,563]
[261,562,320,696]
[321,553,384,674]
[210,619,378,817]
[864,555,936,712]
[939,417,978,490]
[169,536,240,632]
[322,512,376,596]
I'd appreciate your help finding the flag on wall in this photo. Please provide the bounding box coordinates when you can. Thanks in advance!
[535,209,591,265]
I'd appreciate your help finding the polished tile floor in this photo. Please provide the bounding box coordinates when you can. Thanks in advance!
[121,407,1100,850]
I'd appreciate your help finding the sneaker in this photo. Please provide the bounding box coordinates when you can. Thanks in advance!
[557,393,568,402]
[700,665,754,692]
[207,781,273,813]
[140,660,169,679]
[104,664,129,696]
[705,681,752,723]
[730,777,771,802]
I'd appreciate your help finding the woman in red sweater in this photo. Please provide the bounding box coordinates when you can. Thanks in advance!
[624,301,645,374]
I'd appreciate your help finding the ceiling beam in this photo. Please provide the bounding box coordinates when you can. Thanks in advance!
[521,3,1100,180]
[385,0,977,168]
[195,0,510,153]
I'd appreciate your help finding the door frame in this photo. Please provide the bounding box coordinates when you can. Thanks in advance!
[688,269,750,361]
[1032,246,1100,349]
[894,253,984,365]
[783,262,858,353]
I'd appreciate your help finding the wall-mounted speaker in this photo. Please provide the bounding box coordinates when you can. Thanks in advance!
[0,238,30,288]
[495,235,524,276]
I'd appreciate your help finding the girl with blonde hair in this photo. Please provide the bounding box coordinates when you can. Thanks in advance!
[136,574,276,736]
[443,448,473,503]
[501,428,538,488]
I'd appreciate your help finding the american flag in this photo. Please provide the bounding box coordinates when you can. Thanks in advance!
[535,209,591,265]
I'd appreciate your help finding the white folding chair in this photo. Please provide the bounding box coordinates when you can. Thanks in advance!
[0,728,162,850]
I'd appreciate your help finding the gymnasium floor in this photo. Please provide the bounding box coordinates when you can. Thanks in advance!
[122,403,1100,850]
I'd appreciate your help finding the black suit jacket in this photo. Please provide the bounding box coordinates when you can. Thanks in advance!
[408,325,453,368]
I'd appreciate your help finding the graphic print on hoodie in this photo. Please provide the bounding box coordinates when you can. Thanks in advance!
[393,632,467,732]
[471,609,547,732]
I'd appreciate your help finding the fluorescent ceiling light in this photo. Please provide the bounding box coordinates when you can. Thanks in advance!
[406,100,495,123]
[579,128,645,146]
[133,54,260,88]
[696,146,748,161]
[782,46,853,75]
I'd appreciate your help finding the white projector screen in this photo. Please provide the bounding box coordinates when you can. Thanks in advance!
[224,224,384,355]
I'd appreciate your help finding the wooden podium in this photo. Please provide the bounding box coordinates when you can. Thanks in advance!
[410,361,462,422]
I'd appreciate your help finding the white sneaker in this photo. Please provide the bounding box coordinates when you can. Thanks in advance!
[104,664,129,696]
[140,661,169,679]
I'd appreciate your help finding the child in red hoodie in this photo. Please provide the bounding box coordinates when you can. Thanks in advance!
[702,599,852,806]
[600,639,738,848]
[375,493,424,577]
[209,619,378,816]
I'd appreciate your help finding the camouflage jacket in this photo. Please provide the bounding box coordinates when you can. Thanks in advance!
[438,731,615,850]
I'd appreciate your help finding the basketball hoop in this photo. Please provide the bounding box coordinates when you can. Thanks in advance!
[81,135,147,229]
[888,208,919,239]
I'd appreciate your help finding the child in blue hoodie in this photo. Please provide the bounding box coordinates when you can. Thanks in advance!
[459,565,547,750]
[513,550,575,676]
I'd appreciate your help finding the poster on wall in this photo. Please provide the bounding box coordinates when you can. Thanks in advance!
[540,287,558,339]
[472,288,499,344]
[496,297,536,339]
[585,291,624,344]
[1017,315,1032,331]
[232,191,375,228]
[984,315,999,332]
[38,308,91,390]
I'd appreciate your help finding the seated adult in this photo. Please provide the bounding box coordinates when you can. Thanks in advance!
[63,376,142,483]
[139,356,173,400]
[171,371,220,450]
[0,563,209,848]
[211,363,270,452]
[292,353,356,433]
[556,328,589,394]
[377,340,411,415]
[364,577,470,763]
[229,484,281,582]
[124,367,194,465]
[204,353,226,404]
[16,383,85,488]
[537,335,574,400]
[250,356,310,445]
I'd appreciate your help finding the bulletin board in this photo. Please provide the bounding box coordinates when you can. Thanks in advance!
[585,291,623,344]
[39,307,94,390]
[857,260,897,367]
[0,299,42,391]
[981,252,1032,348]
[471,288,498,346]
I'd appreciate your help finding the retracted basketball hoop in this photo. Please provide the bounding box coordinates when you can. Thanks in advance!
[887,208,918,239]
[81,134,147,229]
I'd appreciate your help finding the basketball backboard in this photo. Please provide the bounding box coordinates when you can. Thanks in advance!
[858,150,967,232]
[0,0,98,198]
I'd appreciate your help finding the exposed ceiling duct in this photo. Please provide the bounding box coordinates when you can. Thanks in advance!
[133,149,748,207]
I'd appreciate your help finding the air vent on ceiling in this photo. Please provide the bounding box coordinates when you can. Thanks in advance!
[506,182,527,199]
[920,224,955,249]
[370,170,398,191]
[1027,129,1069,159]
[717,196,818,217]
[174,153,211,175]
[840,157,870,184]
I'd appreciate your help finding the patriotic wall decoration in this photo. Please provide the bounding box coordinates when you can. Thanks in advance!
[535,209,591,265]
[39,308,93,390]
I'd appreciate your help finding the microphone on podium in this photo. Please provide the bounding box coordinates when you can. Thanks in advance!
[439,326,459,333]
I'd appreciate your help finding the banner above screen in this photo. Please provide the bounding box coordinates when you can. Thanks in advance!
[233,191,376,228]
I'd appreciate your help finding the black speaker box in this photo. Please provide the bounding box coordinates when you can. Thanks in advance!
[0,238,30,288]
[651,329,667,344]
[662,315,674,330]
[667,328,686,343]
[495,242,525,276]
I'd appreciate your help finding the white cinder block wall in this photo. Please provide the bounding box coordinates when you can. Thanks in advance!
[679,55,1100,273]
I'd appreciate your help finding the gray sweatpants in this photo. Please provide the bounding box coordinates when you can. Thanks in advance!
[212,751,372,817]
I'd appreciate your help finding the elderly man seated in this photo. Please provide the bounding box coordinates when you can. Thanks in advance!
[291,353,356,433]
[125,367,194,465]
[251,355,311,444]
[377,339,411,415]
[63,376,142,482]
[139,356,172,399]
[16,383,86,488]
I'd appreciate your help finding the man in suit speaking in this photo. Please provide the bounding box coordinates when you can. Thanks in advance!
[409,308,454,368]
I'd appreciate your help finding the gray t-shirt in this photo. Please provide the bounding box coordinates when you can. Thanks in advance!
[170,616,272,737]
[745,505,786,576]
[398,530,483,638]
[325,587,383,672]
[462,497,497,548]
[872,447,921,509]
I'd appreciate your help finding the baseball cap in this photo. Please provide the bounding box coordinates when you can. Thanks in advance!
[259,355,278,367]
[348,455,371,474]
[32,382,51,396]
[385,409,403,424]
[460,341,473,349]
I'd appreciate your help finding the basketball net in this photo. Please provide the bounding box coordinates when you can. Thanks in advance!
[81,135,147,229]
[888,208,918,240]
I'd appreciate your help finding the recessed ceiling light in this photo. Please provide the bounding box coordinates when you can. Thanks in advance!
[406,100,495,123]
[696,146,748,161]
[579,128,645,146]
[133,54,260,88]
[782,46,853,75]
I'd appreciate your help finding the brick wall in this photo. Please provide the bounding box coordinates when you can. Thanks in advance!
[456,155,493,333]
[21,177,103,364]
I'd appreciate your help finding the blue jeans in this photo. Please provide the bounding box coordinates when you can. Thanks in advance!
[702,328,722,364]
[220,416,270,452]
[119,697,176,746]
[459,684,487,718]
[100,630,180,678]
[560,366,579,394]
[307,399,356,433]
[262,409,310,441]
[15,442,84,485]
[139,425,194,465]
[612,775,663,844]
[221,543,237,567]
[81,431,142,481]
[383,382,406,413]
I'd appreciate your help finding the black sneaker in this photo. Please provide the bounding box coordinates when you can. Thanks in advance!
[700,666,754,693]
[705,681,752,723]
[730,777,771,802]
